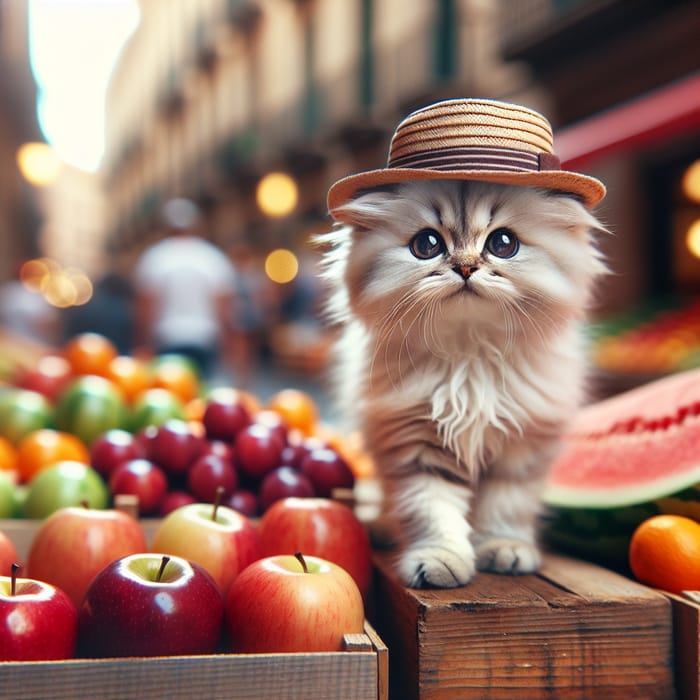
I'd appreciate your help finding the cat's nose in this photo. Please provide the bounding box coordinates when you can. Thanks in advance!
[453,264,479,280]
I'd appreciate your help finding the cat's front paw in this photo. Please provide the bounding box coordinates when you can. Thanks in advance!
[475,538,541,575]
[397,543,476,588]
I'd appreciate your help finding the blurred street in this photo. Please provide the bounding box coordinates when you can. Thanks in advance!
[0,0,698,410]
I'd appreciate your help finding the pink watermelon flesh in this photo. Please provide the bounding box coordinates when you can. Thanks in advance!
[544,367,700,508]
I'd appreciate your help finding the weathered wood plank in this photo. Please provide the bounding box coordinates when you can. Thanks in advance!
[372,550,674,700]
[0,651,379,700]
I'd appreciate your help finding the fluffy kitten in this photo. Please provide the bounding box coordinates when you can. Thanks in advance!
[318,179,607,588]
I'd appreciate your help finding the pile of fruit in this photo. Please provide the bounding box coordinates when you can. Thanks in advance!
[0,332,373,520]
[0,495,372,660]
[590,297,700,375]
[0,331,378,660]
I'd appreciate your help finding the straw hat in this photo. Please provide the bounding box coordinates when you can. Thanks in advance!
[327,98,605,218]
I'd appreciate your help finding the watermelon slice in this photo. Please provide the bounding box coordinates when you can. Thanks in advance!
[543,367,700,564]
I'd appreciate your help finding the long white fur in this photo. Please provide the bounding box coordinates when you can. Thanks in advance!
[318,180,607,588]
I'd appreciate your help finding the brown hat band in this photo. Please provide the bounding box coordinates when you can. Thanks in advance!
[327,99,606,214]
[389,146,561,174]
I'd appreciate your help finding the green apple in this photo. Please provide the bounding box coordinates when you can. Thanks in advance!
[129,388,186,432]
[0,388,53,444]
[55,376,127,447]
[23,461,109,519]
[0,472,15,518]
[11,484,28,518]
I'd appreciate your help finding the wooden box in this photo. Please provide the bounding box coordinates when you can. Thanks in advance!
[1,519,388,700]
[0,622,388,700]
[371,550,674,700]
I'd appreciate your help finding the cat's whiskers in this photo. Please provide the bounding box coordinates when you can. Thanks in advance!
[370,282,446,390]
[369,287,424,390]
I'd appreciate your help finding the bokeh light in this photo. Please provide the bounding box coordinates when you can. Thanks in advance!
[19,257,57,291]
[16,142,61,186]
[256,172,298,218]
[18,257,93,307]
[686,219,700,259]
[264,249,299,284]
[682,160,700,203]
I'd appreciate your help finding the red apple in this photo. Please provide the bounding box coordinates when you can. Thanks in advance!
[198,439,235,466]
[79,553,223,657]
[279,442,310,469]
[150,500,261,595]
[253,410,289,445]
[0,530,19,576]
[159,490,197,516]
[234,423,285,479]
[187,453,237,503]
[90,429,142,478]
[202,390,252,441]
[1,563,78,660]
[300,447,355,497]
[258,498,373,599]
[26,506,148,607]
[14,355,72,403]
[258,466,315,513]
[108,459,168,515]
[225,552,364,653]
[146,419,204,475]
[223,489,259,518]
[134,423,158,456]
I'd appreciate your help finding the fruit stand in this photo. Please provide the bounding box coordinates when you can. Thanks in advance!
[5,331,700,697]
[4,513,700,700]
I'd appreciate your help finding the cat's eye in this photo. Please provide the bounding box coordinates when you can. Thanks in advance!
[409,229,446,260]
[484,228,519,259]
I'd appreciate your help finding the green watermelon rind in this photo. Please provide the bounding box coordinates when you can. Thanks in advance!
[543,484,700,565]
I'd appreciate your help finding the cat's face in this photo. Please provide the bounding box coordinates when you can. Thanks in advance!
[326,180,607,341]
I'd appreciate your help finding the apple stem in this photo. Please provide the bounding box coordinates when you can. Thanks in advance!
[11,562,20,596]
[212,486,225,521]
[157,555,170,582]
[294,551,309,574]
[80,500,90,509]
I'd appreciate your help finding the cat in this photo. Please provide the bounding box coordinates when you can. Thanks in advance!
[318,179,608,588]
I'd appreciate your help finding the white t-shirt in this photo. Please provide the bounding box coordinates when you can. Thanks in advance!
[134,236,236,348]
[0,281,56,343]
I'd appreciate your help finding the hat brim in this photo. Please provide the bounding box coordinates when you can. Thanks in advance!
[327,167,606,220]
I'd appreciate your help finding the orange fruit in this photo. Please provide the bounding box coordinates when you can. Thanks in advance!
[106,355,151,402]
[17,428,90,483]
[184,396,206,423]
[149,355,200,403]
[0,436,18,472]
[62,333,119,377]
[266,388,319,436]
[629,514,700,594]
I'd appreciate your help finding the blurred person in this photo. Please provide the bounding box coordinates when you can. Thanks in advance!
[0,266,58,346]
[226,241,277,385]
[61,271,135,354]
[133,198,236,378]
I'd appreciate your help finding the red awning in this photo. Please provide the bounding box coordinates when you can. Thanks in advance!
[556,72,700,170]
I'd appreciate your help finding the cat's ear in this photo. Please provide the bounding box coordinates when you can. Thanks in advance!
[332,185,400,229]
[546,189,612,236]
[313,223,352,251]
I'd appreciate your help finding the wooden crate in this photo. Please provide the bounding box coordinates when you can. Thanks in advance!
[370,550,674,700]
[1,519,388,700]
[0,621,388,700]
